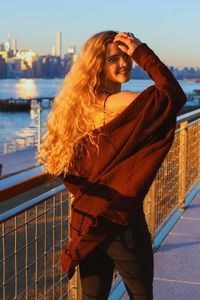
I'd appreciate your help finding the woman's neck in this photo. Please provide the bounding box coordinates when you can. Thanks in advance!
[100,82,121,95]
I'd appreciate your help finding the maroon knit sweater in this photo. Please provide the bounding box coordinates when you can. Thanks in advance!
[61,44,186,278]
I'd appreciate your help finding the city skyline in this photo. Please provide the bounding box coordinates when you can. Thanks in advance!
[0,0,200,68]
[1,31,199,70]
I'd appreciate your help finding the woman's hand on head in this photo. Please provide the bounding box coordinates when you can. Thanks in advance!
[113,32,142,57]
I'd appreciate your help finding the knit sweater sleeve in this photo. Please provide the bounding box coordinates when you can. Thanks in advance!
[132,44,187,113]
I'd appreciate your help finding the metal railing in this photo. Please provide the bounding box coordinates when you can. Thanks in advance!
[3,136,37,155]
[3,103,41,155]
[0,108,200,300]
[186,92,200,104]
[144,108,200,238]
[0,185,70,300]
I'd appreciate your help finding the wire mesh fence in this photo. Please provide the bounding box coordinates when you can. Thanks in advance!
[0,186,71,300]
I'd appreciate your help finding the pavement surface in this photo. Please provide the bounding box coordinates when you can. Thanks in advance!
[153,191,200,300]
[0,147,37,177]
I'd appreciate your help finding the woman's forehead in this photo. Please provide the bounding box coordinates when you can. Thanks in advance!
[106,42,123,56]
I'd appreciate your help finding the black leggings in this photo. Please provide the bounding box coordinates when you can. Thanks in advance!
[79,212,153,300]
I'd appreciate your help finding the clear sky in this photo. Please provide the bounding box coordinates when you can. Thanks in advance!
[0,0,199,68]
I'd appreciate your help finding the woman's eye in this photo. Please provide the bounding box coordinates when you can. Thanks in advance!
[107,56,118,64]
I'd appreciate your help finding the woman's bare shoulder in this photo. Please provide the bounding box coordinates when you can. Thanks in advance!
[106,91,141,111]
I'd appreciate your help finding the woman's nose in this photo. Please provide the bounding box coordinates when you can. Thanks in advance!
[119,56,127,67]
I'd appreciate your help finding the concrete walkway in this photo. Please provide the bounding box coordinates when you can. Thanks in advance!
[0,147,37,177]
[153,191,200,300]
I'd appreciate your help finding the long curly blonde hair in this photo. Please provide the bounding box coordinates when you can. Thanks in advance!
[38,30,118,176]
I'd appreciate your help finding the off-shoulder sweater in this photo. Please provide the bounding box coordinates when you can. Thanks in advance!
[61,44,187,279]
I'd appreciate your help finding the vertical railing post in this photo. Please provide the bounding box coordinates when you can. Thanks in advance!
[33,135,36,147]
[67,193,82,300]
[14,140,17,152]
[68,193,81,300]
[2,222,6,300]
[178,121,188,209]
[4,143,8,155]
[37,103,41,152]
[198,121,200,182]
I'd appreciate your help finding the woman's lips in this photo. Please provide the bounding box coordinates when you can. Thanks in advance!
[117,68,130,74]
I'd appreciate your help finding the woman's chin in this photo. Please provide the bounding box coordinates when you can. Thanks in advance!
[120,76,131,83]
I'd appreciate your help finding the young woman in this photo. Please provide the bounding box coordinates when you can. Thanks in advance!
[39,31,186,299]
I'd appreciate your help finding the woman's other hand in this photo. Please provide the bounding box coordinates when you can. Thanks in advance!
[113,32,143,57]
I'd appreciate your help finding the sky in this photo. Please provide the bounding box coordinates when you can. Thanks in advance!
[0,0,200,68]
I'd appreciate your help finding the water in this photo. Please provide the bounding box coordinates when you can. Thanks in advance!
[0,78,62,99]
[0,79,62,154]
[0,78,200,155]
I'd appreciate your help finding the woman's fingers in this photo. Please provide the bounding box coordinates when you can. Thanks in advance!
[114,32,134,41]
[114,35,135,56]
[113,32,142,56]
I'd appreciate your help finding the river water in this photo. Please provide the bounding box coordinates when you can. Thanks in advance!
[0,78,199,154]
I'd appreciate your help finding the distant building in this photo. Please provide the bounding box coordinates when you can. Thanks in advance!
[56,31,62,57]
[6,57,18,78]
[66,46,77,62]
[40,55,63,78]
[10,50,37,77]
[16,50,37,67]
[0,50,8,60]
[13,38,17,55]
[5,34,11,52]
[51,46,56,56]
[0,55,6,78]
[131,65,149,79]
[0,43,4,51]
[67,46,76,55]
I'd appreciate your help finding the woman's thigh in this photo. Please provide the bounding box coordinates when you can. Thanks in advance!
[102,213,154,300]
[79,247,114,300]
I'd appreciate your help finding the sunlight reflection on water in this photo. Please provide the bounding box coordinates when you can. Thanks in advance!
[15,79,39,99]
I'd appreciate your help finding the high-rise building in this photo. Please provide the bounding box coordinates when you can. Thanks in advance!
[5,34,11,52]
[67,46,76,55]
[51,46,56,56]
[0,43,4,51]
[13,37,17,55]
[56,31,62,57]
[67,46,77,62]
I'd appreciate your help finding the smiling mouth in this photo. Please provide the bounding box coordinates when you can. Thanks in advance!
[117,68,130,75]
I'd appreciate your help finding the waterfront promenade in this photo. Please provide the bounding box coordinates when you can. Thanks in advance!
[154,191,200,300]
[0,147,37,177]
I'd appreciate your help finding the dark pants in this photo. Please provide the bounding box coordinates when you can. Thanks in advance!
[79,211,153,300]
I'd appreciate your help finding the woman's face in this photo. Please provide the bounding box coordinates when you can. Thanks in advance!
[102,42,132,84]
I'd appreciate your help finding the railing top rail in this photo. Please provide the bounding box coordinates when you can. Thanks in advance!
[0,166,44,189]
[0,184,65,223]
[177,108,200,124]
[0,96,55,101]
[0,165,48,202]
